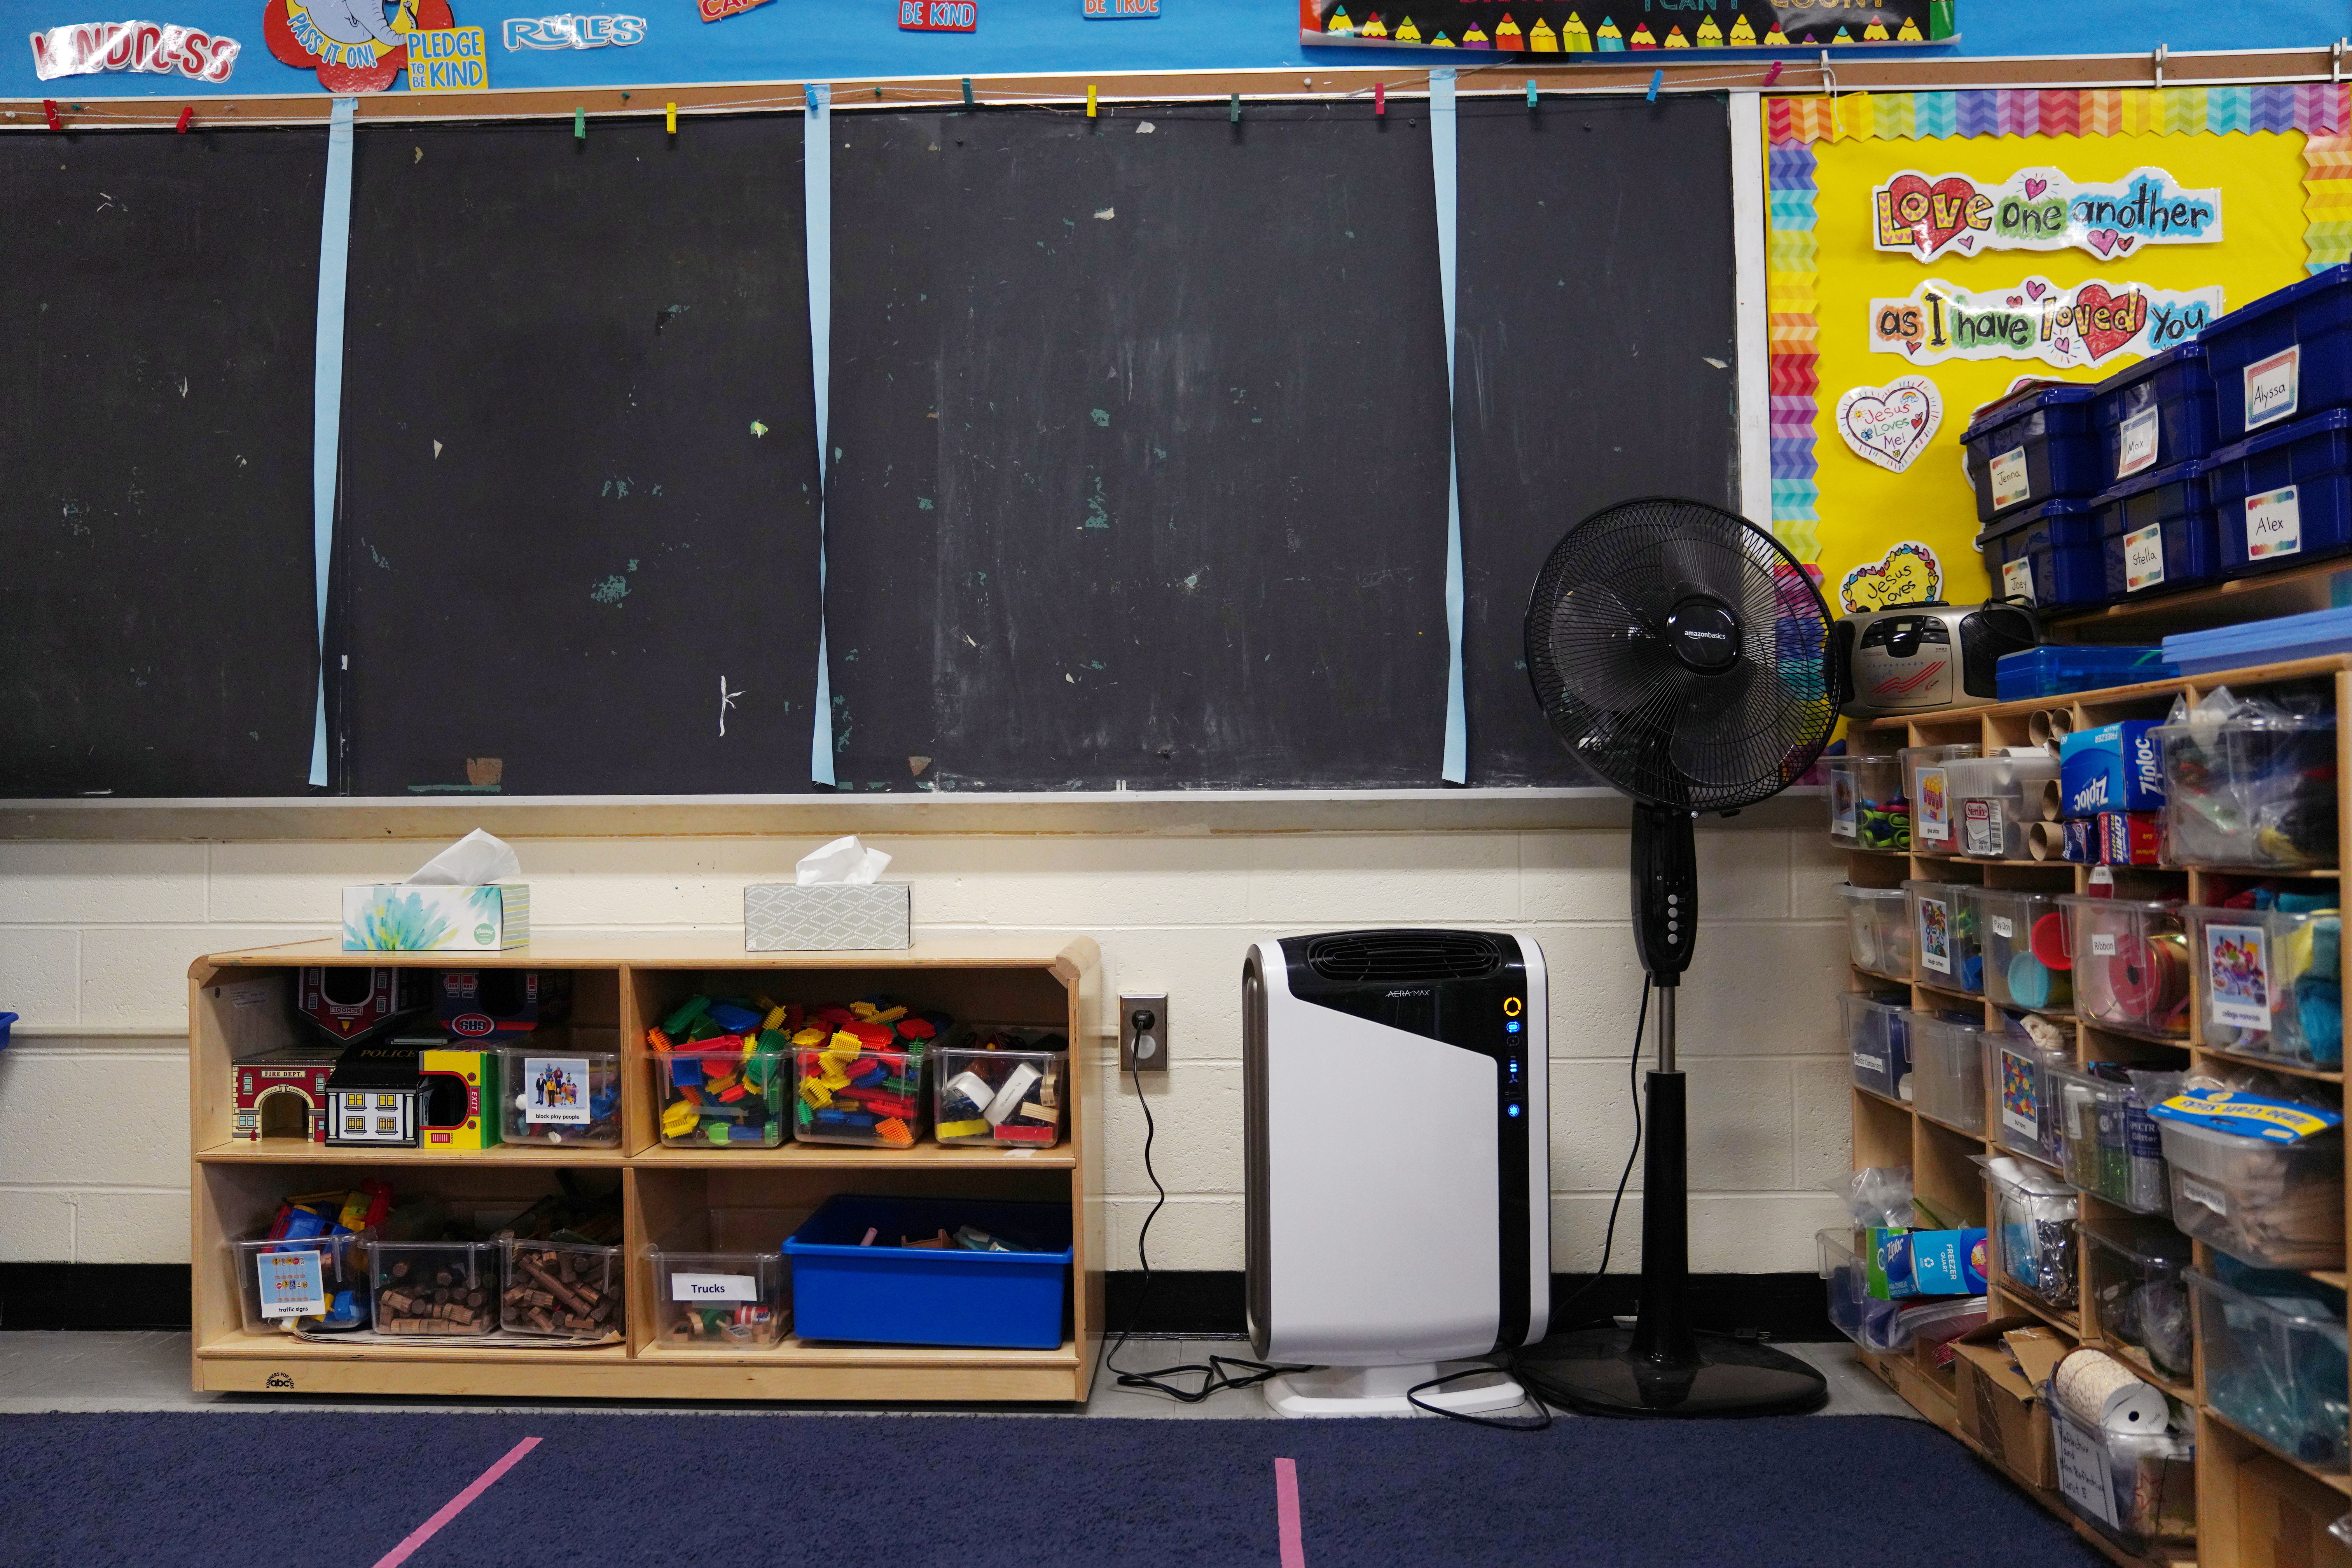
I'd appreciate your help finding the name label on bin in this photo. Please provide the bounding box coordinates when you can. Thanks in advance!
[1991,915,2015,939]
[1999,557,2035,603]
[2053,1416,2121,1530]
[1989,446,2032,511]
[2245,346,2300,430]
[2117,407,2161,478]
[522,1056,592,1125]
[257,1249,326,1318]
[671,1272,757,1302]
[2123,523,2166,591]
[2204,923,2272,1032]
[2247,485,2302,559]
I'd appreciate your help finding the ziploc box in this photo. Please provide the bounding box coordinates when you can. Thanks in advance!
[2059,721,2165,818]
[342,884,529,951]
[1865,1227,1990,1299]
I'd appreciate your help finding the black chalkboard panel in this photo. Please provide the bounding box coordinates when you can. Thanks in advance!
[336,116,822,795]
[820,105,1452,792]
[1454,95,1741,787]
[0,129,325,797]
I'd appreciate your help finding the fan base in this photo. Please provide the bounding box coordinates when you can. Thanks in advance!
[1263,1363,1529,1419]
[1516,1326,1828,1418]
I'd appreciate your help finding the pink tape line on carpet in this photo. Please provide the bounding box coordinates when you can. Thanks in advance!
[371,1436,542,1568]
[1274,1456,1306,1568]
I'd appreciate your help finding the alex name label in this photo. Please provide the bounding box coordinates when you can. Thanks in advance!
[2246,486,2302,559]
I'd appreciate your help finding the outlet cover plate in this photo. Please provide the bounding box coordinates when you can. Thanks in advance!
[1120,992,1169,1075]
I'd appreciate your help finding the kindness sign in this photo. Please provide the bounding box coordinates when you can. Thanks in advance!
[1869,276,2226,370]
[1872,167,2222,263]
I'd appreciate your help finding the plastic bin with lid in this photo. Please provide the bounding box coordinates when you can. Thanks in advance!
[370,1240,499,1337]
[1963,381,2105,523]
[1900,744,1982,857]
[497,1044,621,1147]
[1817,1228,1988,1354]
[795,1040,928,1147]
[2190,1264,2350,1471]
[235,1232,369,1335]
[655,1043,788,1149]
[2206,409,2352,575]
[1942,753,2060,861]
[2093,460,2223,598]
[1826,752,1908,850]
[786,1195,1074,1349]
[1978,498,2106,610]
[1910,1012,1989,1134]
[2184,904,2344,1068]
[1840,993,1912,1101]
[2153,1100,2344,1270]
[1906,879,1982,993]
[2083,1218,2192,1381]
[1996,646,2176,703]
[2156,709,2337,871]
[1840,885,1913,979]
[2043,1382,2196,1550]
[647,1207,804,1346]
[2051,1065,2172,1215]
[2095,339,2221,479]
[2198,263,2352,439]
[2062,895,2191,1040]
[499,1236,623,1342]
[1989,1030,2074,1167]
[934,1031,1069,1148]
[1972,887,2074,1012]
[1981,1154,2080,1311]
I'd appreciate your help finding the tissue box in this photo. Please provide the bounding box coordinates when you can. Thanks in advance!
[341,884,530,951]
[744,885,910,952]
[2059,722,2166,818]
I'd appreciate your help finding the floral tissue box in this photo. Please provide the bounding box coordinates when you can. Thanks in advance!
[342,884,531,950]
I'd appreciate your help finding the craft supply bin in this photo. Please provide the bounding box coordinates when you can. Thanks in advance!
[2206,409,2352,575]
[794,1043,927,1147]
[2051,1066,2171,1215]
[2044,1388,2197,1550]
[1964,382,2104,523]
[2155,711,2338,870]
[1973,887,2074,1012]
[1982,1157,2080,1311]
[2190,1268,2351,1472]
[2093,460,2223,598]
[500,1238,624,1342]
[1942,753,2061,861]
[370,1241,499,1337]
[1900,744,1983,857]
[1907,879,1981,993]
[2198,264,2352,439]
[2093,339,2220,479]
[498,1045,622,1147]
[1816,1228,1984,1355]
[2062,895,2192,1040]
[654,1045,788,1148]
[234,1233,369,1335]
[2083,1218,2193,1381]
[786,1195,1074,1350]
[1827,752,1908,851]
[1908,1014,1988,1134]
[1841,885,1913,980]
[1841,993,1912,1101]
[1990,1033,2074,1167]
[933,1043,1068,1148]
[647,1208,797,1348]
[1982,498,2107,610]
[2156,1116,2345,1270]
[2184,905,2345,1067]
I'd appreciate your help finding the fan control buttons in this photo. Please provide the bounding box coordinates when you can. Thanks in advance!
[1503,996,1522,1017]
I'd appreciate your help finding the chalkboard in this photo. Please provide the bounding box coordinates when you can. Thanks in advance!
[820,104,1453,792]
[335,116,823,795]
[0,128,325,797]
[1454,94,1742,787]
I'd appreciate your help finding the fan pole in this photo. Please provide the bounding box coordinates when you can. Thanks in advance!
[1628,988,1693,1366]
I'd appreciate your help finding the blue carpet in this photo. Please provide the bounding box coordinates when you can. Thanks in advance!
[0,1412,2101,1567]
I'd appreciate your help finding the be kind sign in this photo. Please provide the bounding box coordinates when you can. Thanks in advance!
[1872,167,2222,263]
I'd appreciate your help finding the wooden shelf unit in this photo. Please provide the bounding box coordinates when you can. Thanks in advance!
[1841,655,2352,1568]
[189,935,1103,1403]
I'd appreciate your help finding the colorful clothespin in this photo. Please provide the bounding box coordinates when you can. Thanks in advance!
[1646,68,1662,103]
[1526,79,1538,109]
[175,106,192,133]
[1761,60,1784,87]
[1373,80,1385,116]
[665,101,676,134]
[573,107,585,140]
[1086,84,1097,118]
[961,77,974,107]
[42,99,61,132]
[1229,93,1240,123]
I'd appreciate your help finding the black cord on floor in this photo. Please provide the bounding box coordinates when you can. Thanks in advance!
[1106,1057,1303,1403]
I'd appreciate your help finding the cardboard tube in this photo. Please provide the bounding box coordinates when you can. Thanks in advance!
[2047,709,2076,742]
[2028,820,2068,861]
[2028,711,2053,749]
[2039,779,2064,821]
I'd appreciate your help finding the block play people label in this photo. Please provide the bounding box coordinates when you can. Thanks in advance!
[2204,924,2272,1032]
[2123,523,2165,591]
[522,1056,591,1125]
[257,1248,327,1318]
[1871,167,2221,263]
[1297,0,1950,50]
[2246,486,2302,559]
[1869,276,2224,370]
[30,19,241,81]
[2245,347,2301,430]
[1835,376,1942,472]
[898,0,977,29]
[670,1272,757,1302]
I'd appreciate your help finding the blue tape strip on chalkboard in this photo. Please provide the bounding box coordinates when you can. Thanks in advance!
[1432,68,1465,786]
[806,83,837,788]
[308,96,355,789]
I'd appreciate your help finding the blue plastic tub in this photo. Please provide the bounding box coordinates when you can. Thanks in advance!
[2205,408,2352,575]
[2199,264,2352,440]
[2092,459,2222,598]
[2092,342,2219,482]
[1980,497,2105,609]
[1962,383,2104,525]
[785,1195,1073,1349]
[1996,647,2176,701]
[0,1011,13,1050]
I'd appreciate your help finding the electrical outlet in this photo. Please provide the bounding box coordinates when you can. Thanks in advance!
[1119,993,1169,1075]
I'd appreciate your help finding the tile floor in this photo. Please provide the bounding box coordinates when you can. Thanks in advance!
[0,1330,1919,1419]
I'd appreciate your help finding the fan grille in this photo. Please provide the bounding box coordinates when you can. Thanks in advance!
[1305,931,1504,984]
[1523,497,1835,812]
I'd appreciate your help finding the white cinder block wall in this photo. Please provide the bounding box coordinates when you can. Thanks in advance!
[0,826,1853,1271]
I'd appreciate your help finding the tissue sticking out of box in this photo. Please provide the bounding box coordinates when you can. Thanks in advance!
[796,835,891,887]
[406,829,522,887]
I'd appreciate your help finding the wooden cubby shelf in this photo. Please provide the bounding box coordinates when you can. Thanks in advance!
[189,934,1104,1403]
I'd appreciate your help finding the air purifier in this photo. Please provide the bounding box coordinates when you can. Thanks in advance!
[1244,929,1550,1417]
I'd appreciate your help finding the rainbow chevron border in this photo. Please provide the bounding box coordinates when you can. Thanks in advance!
[1763,86,2352,561]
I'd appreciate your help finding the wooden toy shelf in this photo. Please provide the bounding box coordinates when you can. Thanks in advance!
[187,934,1103,1404]
[1841,655,2352,1568]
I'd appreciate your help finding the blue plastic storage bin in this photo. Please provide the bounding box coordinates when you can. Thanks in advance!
[2092,342,2219,483]
[1979,497,2106,609]
[1962,384,2105,525]
[2205,408,2352,575]
[1996,647,2176,701]
[2199,264,2352,440]
[785,1194,1073,1349]
[2092,460,2223,598]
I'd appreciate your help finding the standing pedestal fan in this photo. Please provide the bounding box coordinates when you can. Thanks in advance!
[1513,496,1839,1418]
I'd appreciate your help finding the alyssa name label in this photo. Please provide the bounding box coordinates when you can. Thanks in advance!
[1872,166,2222,262]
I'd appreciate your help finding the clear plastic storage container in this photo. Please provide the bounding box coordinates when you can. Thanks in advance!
[499,1237,624,1341]
[1989,1032,2074,1167]
[1841,885,1914,980]
[1982,1156,2080,1311]
[1901,744,1985,855]
[2051,1066,2172,1215]
[1817,1228,1988,1354]
[2044,1391,2196,1549]
[654,1044,788,1148]
[1827,752,1910,851]
[2184,905,2345,1068]
[2156,1115,2345,1269]
[1908,1013,1989,1134]
[497,1045,622,1147]
[370,1241,499,1337]
[795,1042,927,1147]
[2191,1267,2351,1472]
[1907,879,1982,993]
[2062,895,2192,1040]
[1840,993,1912,1102]
[2155,713,2338,870]
[1972,887,2074,1012]
[933,1042,1069,1148]
[1943,753,2062,860]
[234,1232,370,1334]
[647,1208,802,1346]
[2081,1218,2193,1381]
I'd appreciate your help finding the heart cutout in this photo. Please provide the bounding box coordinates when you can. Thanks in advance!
[2055,336,2072,354]
[1839,540,1945,614]
[1836,376,1945,473]
[2072,283,2141,362]
[1884,171,1979,256]
[1957,234,1976,251]
[2114,234,2136,254]
[2025,280,2049,301]
[2024,176,2048,199]
[2006,295,2023,306]
[2087,228,2120,257]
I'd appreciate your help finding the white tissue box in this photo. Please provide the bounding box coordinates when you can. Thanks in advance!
[744,884,910,951]
[342,883,531,951]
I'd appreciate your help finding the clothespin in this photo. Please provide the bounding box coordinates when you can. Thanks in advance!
[1086,84,1097,118]
[665,101,676,135]
[1229,93,1240,124]
[1526,79,1538,109]
[1374,80,1386,117]
[42,99,61,132]
[1646,68,1661,103]
[2334,38,2345,86]
[573,107,585,140]
[961,77,974,107]
[1762,61,1784,88]
[2153,42,2165,90]
[175,105,192,133]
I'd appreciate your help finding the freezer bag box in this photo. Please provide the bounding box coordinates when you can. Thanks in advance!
[2060,722,2165,817]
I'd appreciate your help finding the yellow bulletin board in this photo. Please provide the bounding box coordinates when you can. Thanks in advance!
[1764,87,2349,614]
